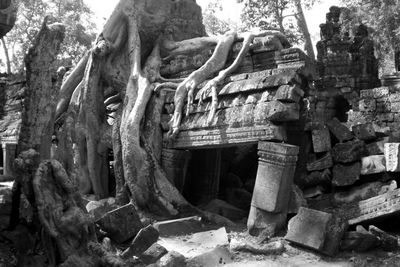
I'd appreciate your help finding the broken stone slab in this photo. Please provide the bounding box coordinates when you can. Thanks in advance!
[186,246,233,267]
[352,123,377,141]
[326,117,354,142]
[285,207,347,256]
[140,243,168,265]
[96,203,143,244]
[369,225,399,251]
[306,153,333,171]
[339,188,400,225]
[247,205,286,237]
[202,199,247,221]
[332,181,384,206]
[312,127,331,154]
[361,155,386,175]
[384,143,400,172]
[251,142,299,213]
[331,140,366,163]
[153,216,203,237]
[273,84,304,103]
[230,239,285,255]
[121,225,160,259]
[332,162,361,187]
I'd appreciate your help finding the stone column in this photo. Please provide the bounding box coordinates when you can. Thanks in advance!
[161,149,192,192]
[248,141,299,236]
[2,143,17,176]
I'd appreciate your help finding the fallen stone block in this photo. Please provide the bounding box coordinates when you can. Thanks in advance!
[369,225,399,251]
[307,152,333,171]
[361,155,386,175]
[140,243,168,265]
[352,123,376,141]
[202,199,247,221]
[384,143,400,172]
[230,239,285,255]
[153,216,203,237]
[331,140,366,163]
[121,225,159,259]
[186,246,233,267]
[312,126,331,153]
[96,203,143,243]
[285,207,347,256]
[247,205,286,237]
[332,162,361,187]
[155,251,186,267]
[339,188,400,225]
[326,117,353,142]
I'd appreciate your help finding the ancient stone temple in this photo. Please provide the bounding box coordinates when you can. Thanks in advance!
[315,6,380,122]
[160,37,317,235]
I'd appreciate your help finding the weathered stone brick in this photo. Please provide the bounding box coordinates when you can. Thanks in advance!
[285,207,347,256]
[273,84,304,103]
[312,126,331,153]
[360,87,389,99]
[331,140,366,163]
[376,113,394,122]
[332,162,361,187]
[326,118,353,142]
[390,101,400,112]
[359,98,376,112]
[389,93,400,103]
[366,137,389,155]
[361,155,386,175]
[384,143,400,172]
[352,123,376,141]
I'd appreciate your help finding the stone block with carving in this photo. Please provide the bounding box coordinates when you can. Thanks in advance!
[251,142,299,213]
[332,162,361,187]
[352,123,376,141]
[331,140,366,163]
[326,117,353,142]
[273,84,304,103]
[285,207,347,256]
[361,155,386,175]
[385,143,400,172]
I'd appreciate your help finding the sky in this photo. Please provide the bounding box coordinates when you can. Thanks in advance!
[84,0,341,49]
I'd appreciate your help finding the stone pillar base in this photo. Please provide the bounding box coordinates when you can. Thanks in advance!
[247,205,287,237]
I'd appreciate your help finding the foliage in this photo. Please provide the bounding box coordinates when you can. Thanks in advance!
[202,0,245,35]
[236,0,316,45]
[340,0,400,73]
[5,0,97,73]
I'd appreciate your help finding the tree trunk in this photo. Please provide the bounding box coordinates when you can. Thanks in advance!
[293,0,315,60]
[1,37,11,74]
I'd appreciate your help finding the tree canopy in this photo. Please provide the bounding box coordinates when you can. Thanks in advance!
[4,0,97,73]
